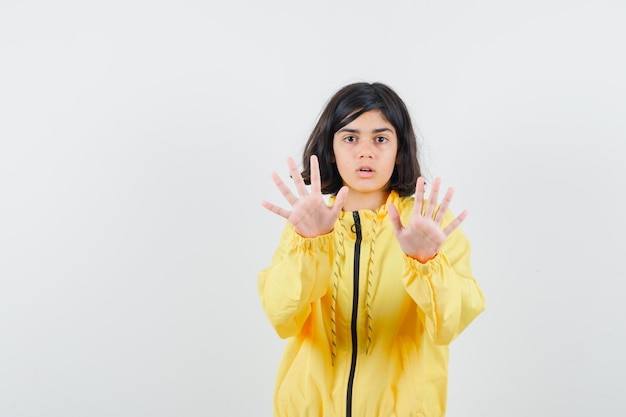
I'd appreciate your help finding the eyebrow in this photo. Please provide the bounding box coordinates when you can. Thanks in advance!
[337,127,394,134]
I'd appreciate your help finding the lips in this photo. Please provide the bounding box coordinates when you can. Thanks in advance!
[357,166,375,178]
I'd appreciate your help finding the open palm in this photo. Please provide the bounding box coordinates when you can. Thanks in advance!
[387,177,468,263]
[261,155,349,238]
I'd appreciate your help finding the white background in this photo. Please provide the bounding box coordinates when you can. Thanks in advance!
[1,0,625,416]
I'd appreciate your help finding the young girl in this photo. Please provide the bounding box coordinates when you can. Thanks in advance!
[258,82,485,417]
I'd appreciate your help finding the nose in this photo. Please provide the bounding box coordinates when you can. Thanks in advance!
[358,141,374,158]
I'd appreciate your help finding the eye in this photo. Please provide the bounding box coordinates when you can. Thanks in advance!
[344,136,357,143]
[375,136,388,143]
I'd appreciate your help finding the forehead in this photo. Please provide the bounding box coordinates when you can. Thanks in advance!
[339,109,395,132]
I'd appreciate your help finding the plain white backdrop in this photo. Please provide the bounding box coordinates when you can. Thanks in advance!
[1,0,625,415]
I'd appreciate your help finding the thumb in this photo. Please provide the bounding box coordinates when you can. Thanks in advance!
[331,186,349,214]
[386,203,403,235]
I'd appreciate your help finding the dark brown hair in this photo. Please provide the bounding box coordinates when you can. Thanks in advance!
[301,82,421,196]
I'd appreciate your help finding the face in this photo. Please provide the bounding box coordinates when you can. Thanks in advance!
[332,109,398,211]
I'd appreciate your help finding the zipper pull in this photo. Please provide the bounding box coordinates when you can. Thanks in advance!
[351,211,361,235]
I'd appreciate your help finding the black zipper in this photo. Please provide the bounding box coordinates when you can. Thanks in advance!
[346,211,362,417]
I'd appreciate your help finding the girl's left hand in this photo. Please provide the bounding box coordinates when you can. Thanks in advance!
[387,177,468,263]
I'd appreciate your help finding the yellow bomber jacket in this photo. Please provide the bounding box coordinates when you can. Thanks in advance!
[258,191,486,417]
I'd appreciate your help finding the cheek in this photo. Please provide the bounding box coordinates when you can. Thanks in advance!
[337,161,353,178]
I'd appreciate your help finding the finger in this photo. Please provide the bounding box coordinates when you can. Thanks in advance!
[424,177,441,219]
[287,157,308,197]
[331,186,349,215]
[442,210,468,235]
[261,200,291,219]
[309,155,321,194]
[271,172,298,206]
[434,187,455,225]
[386,203,403,236]
[414,177,426,217]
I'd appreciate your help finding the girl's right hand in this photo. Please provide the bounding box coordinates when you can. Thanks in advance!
[261,155,348,238]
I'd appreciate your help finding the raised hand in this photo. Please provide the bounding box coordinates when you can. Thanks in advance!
[261,155,349,238]
[387,177,468,263]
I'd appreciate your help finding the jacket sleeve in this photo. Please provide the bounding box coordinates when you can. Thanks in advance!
[401,210,486,345]
[258,222,333,339]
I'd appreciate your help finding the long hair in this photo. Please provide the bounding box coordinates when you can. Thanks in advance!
[301,82,421,196]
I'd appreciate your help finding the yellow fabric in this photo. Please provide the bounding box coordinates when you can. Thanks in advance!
[258,191,486,417]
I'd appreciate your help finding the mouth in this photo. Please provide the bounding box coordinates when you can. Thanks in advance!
[357,167,375,178]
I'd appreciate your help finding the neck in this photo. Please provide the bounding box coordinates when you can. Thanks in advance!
[342,190,390,212]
